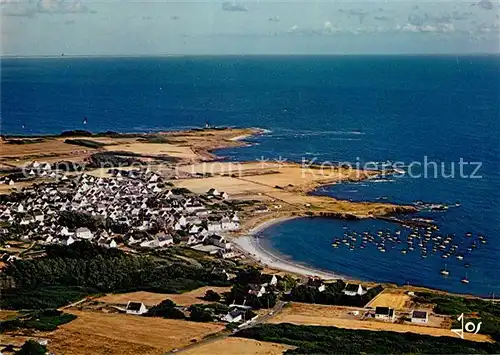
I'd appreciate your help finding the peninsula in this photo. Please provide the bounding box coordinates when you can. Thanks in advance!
[0,126,415,231]
[1,127,499,355]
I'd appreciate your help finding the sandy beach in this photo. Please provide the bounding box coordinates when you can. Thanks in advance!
[234,217,341,280]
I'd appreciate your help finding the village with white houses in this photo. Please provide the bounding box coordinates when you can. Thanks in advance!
[0,161,453,332]
[0,163,242,261]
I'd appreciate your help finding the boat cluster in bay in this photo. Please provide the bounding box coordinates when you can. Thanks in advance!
[332,225,487,283]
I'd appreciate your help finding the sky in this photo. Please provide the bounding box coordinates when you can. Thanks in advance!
[1,0,499,56]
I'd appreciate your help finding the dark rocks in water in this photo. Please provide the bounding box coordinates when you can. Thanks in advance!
[318,212,361,220]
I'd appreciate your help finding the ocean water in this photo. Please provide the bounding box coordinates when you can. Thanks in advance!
[2,55,499,296]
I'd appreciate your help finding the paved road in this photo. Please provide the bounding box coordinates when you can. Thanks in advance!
[167,301,287,354]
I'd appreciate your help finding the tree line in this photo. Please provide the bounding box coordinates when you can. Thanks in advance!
[1,241,230,310]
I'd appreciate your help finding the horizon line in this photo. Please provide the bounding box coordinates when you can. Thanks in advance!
[2,52,500,59]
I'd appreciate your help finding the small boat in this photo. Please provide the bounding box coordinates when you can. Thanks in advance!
[461,273,469,284]
[464,263,471,268]
[456,255,464,260]
[440,265,450,276]
[401,249,407,254]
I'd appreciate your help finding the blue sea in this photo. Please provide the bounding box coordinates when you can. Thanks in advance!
[2,55,499,296]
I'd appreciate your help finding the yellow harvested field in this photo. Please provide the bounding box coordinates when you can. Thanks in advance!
[0,138,94,158]
[0,128,256,168]
[178,161,283,175]
[97,286,231,306]
[104,142,196,159]
[182,337,294,355]
[175,175,276,196]
[48,310,225,355]
[366,290,412,310]
[268,303,491,343]
[174,162,411,218]
[0,138,95,167]
[177,162,376,193]
[271,303,365,319]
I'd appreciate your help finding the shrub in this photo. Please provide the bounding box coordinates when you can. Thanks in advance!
[203,290,221,302]
[189,305,214,322]
[1,310,76,332]
[145,299,185,319]
[15,340,47,355]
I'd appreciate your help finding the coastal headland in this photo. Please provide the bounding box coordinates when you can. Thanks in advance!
[1,127,416,275]
[1,127,415,218]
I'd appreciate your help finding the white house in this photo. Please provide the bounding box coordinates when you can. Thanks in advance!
[60,226,72,236]
[125,302,148,315]
[44,235,55,244]
[211,267,231,281]
[208,235,231,249]
[221,216,239,231]
[180,235,199,245]
[178,215,187,227]
[221,308,246,323]
[267,275,278,286]
[342,283,365,296]
[375,307,395,322]
[149,174,160,183]
[157,234,174,247]
[33,210,44,222]
[411,310,429,324]
[61,236,75,246]
[75,227,93,240]
[207,188,220,197]
[307,278,326,292]
[20,216,35,225]
[248,284,266,297]
[217,249,238,259]
[189,225,200,234]
[207,222,222,232]
[98,238,117,249]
